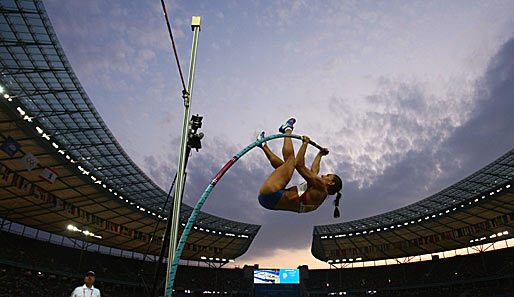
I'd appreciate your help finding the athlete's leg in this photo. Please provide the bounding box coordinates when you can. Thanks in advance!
[261,144,284,169]
[257,131,284,169]
[282,129,294,162]
[259,121,296,195]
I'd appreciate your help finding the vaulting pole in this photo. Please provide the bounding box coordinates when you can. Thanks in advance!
[164,134,324,296]
[164,16,201,296]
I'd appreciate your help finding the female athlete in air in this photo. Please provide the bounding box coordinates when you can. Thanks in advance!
[257,118,343,217]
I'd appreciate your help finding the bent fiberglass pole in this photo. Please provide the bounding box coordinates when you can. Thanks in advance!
[164,16,201,296]
[164,134,323,296]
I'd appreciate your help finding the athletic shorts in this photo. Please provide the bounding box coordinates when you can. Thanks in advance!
[258,189,284,210]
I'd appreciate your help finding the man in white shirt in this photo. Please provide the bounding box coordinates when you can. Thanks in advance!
[70,271,101,297]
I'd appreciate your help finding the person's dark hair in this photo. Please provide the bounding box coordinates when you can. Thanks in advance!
[327,174,342,195]
[327,174,343,218]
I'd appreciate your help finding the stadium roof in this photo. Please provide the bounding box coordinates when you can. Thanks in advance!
[312,148,514,262]
[0,0,259,262]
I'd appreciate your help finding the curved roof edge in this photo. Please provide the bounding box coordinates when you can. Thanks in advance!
[314,147,514,235]
[0,0,259,235]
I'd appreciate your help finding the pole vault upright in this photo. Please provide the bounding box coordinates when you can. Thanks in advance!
[165,16,201,294]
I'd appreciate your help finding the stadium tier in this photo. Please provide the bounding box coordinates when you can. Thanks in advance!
[1,231,513,296]
[312,148,514,262]
[0,0,259,262]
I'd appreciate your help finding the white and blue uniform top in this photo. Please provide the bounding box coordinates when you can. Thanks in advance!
[70,284,101,297]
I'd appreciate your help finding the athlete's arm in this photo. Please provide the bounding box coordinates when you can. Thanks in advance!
[296,136,324,187]
[311,148,328,175]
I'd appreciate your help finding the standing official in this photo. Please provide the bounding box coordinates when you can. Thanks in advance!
[70,271,101,297]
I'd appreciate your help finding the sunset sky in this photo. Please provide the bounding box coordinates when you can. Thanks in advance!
[43,0,514,268]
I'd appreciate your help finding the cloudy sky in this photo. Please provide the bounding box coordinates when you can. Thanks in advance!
[43,0,514,268]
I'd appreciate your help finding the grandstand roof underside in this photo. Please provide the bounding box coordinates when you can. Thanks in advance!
[0,0,259,262]
[313,148,514,261]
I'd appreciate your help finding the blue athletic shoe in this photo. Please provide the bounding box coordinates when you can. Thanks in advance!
[256,130,266,147]
[279,118,296,133]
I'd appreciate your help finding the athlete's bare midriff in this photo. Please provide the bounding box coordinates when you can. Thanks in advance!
[274,185,327,212]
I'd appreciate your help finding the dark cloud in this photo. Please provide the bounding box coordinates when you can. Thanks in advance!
[332,34,514,222]
[443,35,514,170]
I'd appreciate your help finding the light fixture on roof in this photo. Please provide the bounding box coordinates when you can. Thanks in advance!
[3,93,9,99]
[16,107,25,115]
[0,85,4,93]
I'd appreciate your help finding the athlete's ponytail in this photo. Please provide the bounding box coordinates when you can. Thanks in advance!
[327,174,343,218]
[333,191,342,218]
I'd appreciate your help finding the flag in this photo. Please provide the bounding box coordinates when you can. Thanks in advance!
[19,152,39,171]
[39,167,58,184]
[1,136,21,157]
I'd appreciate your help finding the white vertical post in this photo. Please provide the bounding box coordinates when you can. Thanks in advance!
[165,16,201,294]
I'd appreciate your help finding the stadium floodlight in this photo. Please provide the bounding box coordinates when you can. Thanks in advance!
[3,93,9,99]
[0,85,3,93]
